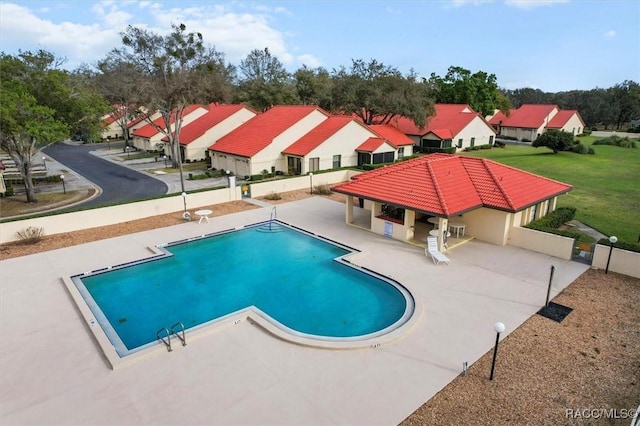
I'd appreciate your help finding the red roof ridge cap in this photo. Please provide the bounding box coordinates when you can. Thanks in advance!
[480,158,516,210]
[425,158,449,216]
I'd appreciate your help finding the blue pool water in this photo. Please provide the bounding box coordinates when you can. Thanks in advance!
[76,222,412,354]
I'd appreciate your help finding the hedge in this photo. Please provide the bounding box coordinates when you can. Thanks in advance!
[596,238,640,254]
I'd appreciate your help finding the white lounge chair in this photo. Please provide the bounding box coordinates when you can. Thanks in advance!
[426,236,450,265]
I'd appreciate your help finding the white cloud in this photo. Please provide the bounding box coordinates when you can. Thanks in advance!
[449,0,493,8]
[296,54,322,68]
[603,30,616,38]
[0,3,122,67]
[504,0,569,10]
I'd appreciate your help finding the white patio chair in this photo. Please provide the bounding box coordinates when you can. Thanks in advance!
[425,236,450,265]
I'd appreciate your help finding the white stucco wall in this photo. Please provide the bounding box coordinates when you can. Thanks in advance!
[460,207,511,245]
[508,226,574,260]
[298,121,378,173]
[249,110,329,176]
[592,244,640,278]
[183,108,257,162]
[132,107,208,152]
[556,114,584,135]
[454,116,496,150]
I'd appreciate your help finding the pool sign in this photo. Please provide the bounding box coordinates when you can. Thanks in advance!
[384,221,393,237]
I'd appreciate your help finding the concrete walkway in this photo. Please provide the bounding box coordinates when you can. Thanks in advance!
[0,197,589,425]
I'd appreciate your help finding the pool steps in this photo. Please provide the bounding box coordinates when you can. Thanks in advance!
[156,321,187,352]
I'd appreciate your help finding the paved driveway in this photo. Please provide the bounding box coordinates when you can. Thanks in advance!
[44,142,168,207]
[0,197,589,425]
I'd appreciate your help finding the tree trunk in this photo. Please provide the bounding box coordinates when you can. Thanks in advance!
[171,140,180,168]
[23,163,37,203]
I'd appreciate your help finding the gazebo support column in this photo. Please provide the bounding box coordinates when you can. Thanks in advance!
[345,195,354,224]
[438,218,449,251]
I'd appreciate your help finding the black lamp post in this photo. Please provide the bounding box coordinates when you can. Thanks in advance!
[60,174,66,195]
[489,322,505,381]
[605,235,617,274]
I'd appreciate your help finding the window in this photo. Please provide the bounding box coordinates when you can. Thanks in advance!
[442,139,452,148]
[332,155,341,168]
[457,138,463,148]
[470,137,475,147]
[309,157,319,172]
[398,147,404,159]
[373,152,395,164]
[489,135,494,145]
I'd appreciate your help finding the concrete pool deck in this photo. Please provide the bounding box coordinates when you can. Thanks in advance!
[0,197,589,425]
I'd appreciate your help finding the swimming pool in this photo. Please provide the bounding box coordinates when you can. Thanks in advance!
[69,221,415,361]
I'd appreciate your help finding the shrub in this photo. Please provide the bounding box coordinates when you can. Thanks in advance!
[313,184,332,195]
[263,192,281,200]
[532,129,575,153]
[526,207,576,229]
[15,226,45,244]
[596,238,640,254]
[592,135,638,148]
[568,142,590,154]
[249,174,264,181]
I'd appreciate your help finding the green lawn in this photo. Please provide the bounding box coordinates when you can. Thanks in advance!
[459,136,640,244]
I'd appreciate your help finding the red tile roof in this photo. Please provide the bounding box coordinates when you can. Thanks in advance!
[132,104,205,138]
[390,104,491,139]
[488,110,508,125]
[211,105,327,157]
[368,124,414,147]
[499,104,558,129]
[160,104,250,145]
[356,137,387,152]
[331,154,572,217]
[282,116,354,156]
[547,110,584,128]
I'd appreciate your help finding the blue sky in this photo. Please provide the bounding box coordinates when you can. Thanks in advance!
[1,0,638,92]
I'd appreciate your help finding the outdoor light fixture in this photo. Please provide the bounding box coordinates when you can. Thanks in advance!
[489,321,505,381]
[163,155,167,168]
[605,235,618,274]
[126,146,131,159]
[60,174,66,195]
[226,170,230,187]
[309,172,314,195]
[181,191,187,214]
[42,157,46,170]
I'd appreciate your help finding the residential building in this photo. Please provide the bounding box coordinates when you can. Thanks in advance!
[488,104,585,141]
[388,104,496,152]
[160,104,256,163]
[131,105,208,152]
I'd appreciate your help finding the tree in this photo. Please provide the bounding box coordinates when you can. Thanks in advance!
[236,48,297,111]
[294,65,332,109]
[0,51,106,202]
[428,66,510,117]
[330,59,434,127]
[102,24,235,187]
[532,129,575,154]
[94,59,147,147]
[609,80,640,130]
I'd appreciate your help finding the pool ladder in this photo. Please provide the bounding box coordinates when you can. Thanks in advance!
[156,321,187,352]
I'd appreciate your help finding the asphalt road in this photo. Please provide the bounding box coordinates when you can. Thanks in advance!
[43,142,168,208]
